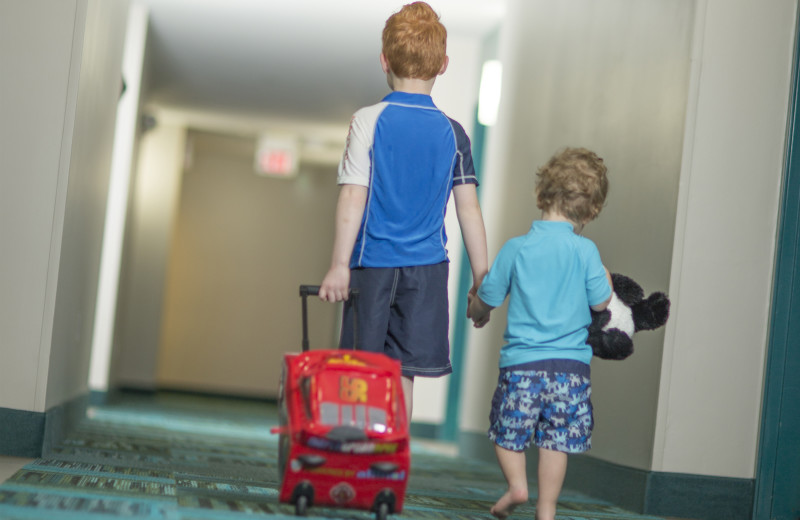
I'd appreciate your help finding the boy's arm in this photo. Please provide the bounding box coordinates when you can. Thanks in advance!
[590,266,614,311]
[452,184,489,306]
[319,184,368,302]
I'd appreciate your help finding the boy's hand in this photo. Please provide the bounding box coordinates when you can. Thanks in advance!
[467,290,491,328]
[466,285,479,318]
[319,265,351,302]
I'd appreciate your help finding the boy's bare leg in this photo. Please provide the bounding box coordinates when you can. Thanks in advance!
[491,444,529,519]
[401,376,413,423]
[536,447,567,520]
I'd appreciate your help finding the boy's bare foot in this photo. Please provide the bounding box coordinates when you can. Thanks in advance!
[490,489,528,519]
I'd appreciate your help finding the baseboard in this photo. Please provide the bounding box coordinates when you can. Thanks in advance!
[0,407,46,457]
[119,386,440,439]
[409,421,440,440]
[0,393,88,458]
[565,454,650,512]
[457,431,754,520]
[570,456,755,520]
[42,393,89,457]
[458,429,496,462]
[116,385,278,405]
[89,389,113,406]
[645,471,754,520]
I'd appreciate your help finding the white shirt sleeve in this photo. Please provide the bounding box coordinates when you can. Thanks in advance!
[337,102,386,186]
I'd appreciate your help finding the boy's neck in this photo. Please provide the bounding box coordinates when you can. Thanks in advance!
[380,53,444,96]
[390,76,436,95]
[541,211,584,234]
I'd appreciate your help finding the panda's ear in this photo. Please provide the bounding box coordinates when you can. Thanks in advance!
[632,292,671,331]
[611,273,644,307]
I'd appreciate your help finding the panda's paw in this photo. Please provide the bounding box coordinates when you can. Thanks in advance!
[591,328,634,360]
[589,308,611,332]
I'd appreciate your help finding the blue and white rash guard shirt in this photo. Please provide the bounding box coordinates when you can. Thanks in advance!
[338,91,478,268]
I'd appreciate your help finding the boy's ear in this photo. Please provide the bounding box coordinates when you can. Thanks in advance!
[380,53,391,74]
[438,56,449,75]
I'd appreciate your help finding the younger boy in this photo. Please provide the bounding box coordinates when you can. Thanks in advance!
[468,148,612,520]
[319,2,488,423]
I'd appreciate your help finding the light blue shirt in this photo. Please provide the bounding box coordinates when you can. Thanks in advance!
[478,220,611,367]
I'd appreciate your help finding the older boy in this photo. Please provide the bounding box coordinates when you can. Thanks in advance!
[468,148,612,520]
[319,2,488,423]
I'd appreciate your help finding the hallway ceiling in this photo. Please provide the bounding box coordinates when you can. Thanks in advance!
[138,0,505,126]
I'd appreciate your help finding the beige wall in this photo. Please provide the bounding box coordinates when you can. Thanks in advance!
[0,0,128,412]
[155,130,340,397]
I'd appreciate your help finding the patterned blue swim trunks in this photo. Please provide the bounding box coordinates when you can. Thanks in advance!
[488,359,593,453]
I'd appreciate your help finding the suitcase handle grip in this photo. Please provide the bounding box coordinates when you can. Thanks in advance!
[299,285,359,352]
[299,285,358,298]
[299,285,320,296]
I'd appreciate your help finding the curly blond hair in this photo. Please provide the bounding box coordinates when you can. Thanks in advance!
[382,2,447,80]
[536,148,609,224]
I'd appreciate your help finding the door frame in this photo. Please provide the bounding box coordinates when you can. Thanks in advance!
[753,7,800,519]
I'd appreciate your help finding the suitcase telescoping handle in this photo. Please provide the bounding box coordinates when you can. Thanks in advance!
[299,285,359,352]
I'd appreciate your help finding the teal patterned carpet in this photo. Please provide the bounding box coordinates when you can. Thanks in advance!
[0,392,668,520]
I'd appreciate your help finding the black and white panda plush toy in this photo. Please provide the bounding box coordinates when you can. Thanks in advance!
[588,273,670,360]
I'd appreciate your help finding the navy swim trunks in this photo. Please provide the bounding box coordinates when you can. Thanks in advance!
[340,262,452,378]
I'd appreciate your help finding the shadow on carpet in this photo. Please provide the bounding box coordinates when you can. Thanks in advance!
[0,392,667,520]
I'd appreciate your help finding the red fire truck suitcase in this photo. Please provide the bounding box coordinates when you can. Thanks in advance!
[271,285,410,520]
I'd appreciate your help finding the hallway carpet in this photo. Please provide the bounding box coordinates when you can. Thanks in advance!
[0,392,667,520]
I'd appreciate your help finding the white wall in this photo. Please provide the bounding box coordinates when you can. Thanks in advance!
[112,122,186,389]
[653,0,796,479]
[0,0,128,413]
[90,3,150,393]
[45,0,130,409]
[0,0,81,413]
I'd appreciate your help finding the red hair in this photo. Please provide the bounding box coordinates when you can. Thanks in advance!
[382,2,447,80]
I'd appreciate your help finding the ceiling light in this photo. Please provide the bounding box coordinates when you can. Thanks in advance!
[477,59,502,127]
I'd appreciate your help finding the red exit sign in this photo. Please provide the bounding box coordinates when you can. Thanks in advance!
[255,135,298,177]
